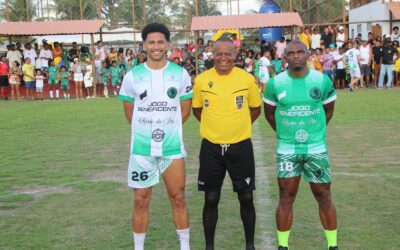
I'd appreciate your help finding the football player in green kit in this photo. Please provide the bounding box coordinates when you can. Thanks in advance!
[263,40,338,250]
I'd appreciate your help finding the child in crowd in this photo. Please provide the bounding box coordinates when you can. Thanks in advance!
[108,48,118,63]
[198,54,205,72]
[22,58,36,100]
[9,61,21,100]
[272,53,282,76]
[109,60,121,96]
[47,60,60,100]
[35,69,45,100]
[72,58,83,100]
[100,61,110,98]
[126,58,135,72]
[59,66,71,100]
[83,57,94,99]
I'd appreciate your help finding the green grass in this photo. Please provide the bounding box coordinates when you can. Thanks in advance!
[0,89,399,249]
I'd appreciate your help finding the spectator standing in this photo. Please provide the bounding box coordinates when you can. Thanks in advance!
[95,40,108,62]
[359,40,372,88]
[275,37,287,59]
[6,44,22,68]
[22,58,35,99]
[9,61,21,100]
[39,43,53,70]
[372,40,383,89]
[345,41,361,91]
[333,47,346,89]
[378,38,396,89]
[0,56,9,100]
[258,50,272,92]
[320,47,335,81]
[250,38,261,55]
[321,26,334,47]
[299,27,311,49]
[335,26,347,48]
[52,42,63,66]
[204,52,214,70]
[311,27,322,50]
[390,26,400,42]
[23,43,37,66]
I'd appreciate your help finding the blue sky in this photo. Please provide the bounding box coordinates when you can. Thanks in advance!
[217,0,262,15]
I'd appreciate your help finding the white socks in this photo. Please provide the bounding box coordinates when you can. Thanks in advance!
[133,232,146,250]
[177,228,190,250]
[49,90,53,99]
[56,90,59,98]
[133,228,190,250]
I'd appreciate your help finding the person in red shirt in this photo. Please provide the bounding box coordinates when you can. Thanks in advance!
[0,56,9,100]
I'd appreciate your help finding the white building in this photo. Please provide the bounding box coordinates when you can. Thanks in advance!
[349,0,400,40]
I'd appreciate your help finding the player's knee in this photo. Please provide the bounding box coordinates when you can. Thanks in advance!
[169,191,186,209]
[313,188,332,204]
[204,191,221,208]
[238,191,253,205]
[278,189,297,207]
[134,194,151,210]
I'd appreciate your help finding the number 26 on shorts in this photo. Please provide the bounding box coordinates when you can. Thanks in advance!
[131,171,149,181]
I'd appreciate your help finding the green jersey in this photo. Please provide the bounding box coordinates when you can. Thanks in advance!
[109,66,121,80]
[263,69,336,154]
[198,60,205,71]
[59,71,70,85]
[48,66,59,80]
[254,60,259,77]
[100,68,110,83]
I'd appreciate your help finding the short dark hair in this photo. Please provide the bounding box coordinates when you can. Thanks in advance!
[394,26,399,31]
[142,23,170,41]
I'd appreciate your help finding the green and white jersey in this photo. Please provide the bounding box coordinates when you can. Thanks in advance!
[118,62,193,157]
[263,69,336,154]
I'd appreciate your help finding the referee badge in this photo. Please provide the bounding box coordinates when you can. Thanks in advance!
[235,95,244,109]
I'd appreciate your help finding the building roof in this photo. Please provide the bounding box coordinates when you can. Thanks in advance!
[0,20,104,36]
[386,2,400,19]
[191,13,303,31]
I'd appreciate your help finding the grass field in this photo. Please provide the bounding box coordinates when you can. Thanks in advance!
[0,89,399,250]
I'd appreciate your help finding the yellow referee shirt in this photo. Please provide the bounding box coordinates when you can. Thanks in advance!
[193,67,262,144]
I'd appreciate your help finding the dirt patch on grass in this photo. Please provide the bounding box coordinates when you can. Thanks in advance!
[0,185,74,216]
[90,168,126,183]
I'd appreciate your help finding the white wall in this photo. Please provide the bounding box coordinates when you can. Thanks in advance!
[349,1,400,39]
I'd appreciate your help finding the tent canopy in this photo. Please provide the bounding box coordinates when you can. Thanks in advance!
[191,13,303,31]
[0,20,104,36]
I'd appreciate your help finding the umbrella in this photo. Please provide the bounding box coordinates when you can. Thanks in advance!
[211,29,244,41]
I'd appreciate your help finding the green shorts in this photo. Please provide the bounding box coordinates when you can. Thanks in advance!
[48,78,58,84]
[112,79,120,87]
[276,152,331,183]
[61,84,69,90]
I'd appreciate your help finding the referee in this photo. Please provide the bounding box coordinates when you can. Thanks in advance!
[192,37,262,250]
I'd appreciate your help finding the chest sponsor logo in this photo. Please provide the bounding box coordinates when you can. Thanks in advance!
[152,129,165,142]
[167,87,177,99]
[309,87,322,100]
[235,95,244,109]
[138,102,177,112]
[140,90,147,100]
[278,91,286,101]
[279,105,321,117]
[295,129,308,143]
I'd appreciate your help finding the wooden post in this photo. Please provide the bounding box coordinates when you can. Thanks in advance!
[237,0,240,15]
[132,0,136,50]
[100,28,103,41]
[195,31,199,76]
[307,0,310,23]
[8,36,12,44]
[142,0,146,26]
[289,0,292,12]
[389,0,393,31]
[80,0,84,45]
[98,0,102,18]
[5,0,10,21]
[46,0,50,20]
[91,33,96,97]
[26,0,30,21]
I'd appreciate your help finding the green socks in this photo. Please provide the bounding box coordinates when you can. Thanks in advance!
[324,229,337,248]
[277,230,291,247]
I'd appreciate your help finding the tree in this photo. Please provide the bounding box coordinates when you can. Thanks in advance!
[1,0,36,22]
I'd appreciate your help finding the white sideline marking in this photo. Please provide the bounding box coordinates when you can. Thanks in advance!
[334,172,400,178]
[253,121,275,249]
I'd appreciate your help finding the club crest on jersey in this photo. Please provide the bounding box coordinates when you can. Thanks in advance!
[295,129,308,143]
[208,81,214,88]
[235,96,244,109]
[204,99,209,107]
[152,129,165,142]
[310,87,322,100]
[167,87,177,99]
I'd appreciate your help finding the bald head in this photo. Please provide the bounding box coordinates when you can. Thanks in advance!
[285,40,308,56]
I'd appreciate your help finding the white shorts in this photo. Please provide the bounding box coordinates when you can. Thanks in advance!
[127,154,186,188]
[349,64,361,78]
[84,78,93,88]
[74,73,83,81]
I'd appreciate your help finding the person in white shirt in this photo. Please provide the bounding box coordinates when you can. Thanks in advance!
[335,26,347,49]
[94,40,108,62]
[359,40,372,88]
[39,43,53,70]
[6,44,22,68]
[344,41,361,91]
[275,37,287,59]
[390,26,400,42]
[23,43,37,66]
[333,47,346,89]
[310,27,322,49]
[258,50,272,93]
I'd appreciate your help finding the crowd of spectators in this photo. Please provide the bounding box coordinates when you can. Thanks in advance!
[0,25,399,101]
